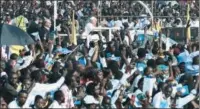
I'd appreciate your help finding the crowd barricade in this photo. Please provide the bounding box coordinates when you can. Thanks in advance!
[161,27,198,43]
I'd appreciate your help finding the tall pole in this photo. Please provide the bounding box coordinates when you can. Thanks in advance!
[151,0,154,31]
[54,0,57,36]
[0,0,2,23]
[99,0,102,26]
[98,0,101,26]
[198,0,200,107]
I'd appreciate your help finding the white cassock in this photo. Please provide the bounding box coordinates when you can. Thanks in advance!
[82,22,95,39]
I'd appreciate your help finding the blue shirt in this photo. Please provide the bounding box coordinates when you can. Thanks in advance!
[185,64,199,76]
[136,62,147,74]
[107,20,115,27]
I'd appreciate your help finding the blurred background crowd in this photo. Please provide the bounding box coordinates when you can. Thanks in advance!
[1,0,200,29]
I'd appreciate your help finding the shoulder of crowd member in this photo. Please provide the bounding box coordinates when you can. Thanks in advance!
[3,82,18,96]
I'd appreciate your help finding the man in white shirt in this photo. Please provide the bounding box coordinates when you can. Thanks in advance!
[8,90,30,108]
[82,16,97,40]
[81,17,98,48]
[190,15,199,27]
[114,17,124,29]
[190,20,199,27]
[128,18,135,30]
[23,69,67,107]
[49,90,65,108]
[153,84,172,108]
[137,15,150,29]
[15,51,34,71]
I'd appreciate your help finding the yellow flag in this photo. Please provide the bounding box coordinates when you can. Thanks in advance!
[156,21,161,32]
[152,20,161,32]
[70,10,77,45]
[186,2,191,42]
[10,45,24,56]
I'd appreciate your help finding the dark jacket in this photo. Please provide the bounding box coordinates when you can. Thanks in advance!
[0,82,18,104]
[27,21,40,34]
[39,26,50,42]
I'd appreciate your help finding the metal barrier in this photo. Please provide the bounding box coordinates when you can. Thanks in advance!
[80,15,198,19]
[161,27,198,42]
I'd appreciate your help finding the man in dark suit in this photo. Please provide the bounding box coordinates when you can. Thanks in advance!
[39,18,54,56]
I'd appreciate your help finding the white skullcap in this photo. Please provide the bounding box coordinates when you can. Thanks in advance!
[90,16,97,21]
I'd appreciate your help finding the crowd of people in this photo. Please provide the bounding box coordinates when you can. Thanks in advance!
[96,0,200,28]
[0,0,200,109]
[1,0,200,28]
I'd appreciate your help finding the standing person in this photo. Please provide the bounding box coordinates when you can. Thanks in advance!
[9,8,29,61]
[1,73,20,104]
[22,69,67,107]
[4,12,12,25]
[83,82,100,109]
[27,16,44,57]
[107,17,115,27]
[8,73,22,92]
[27,16,41,40]
[11,9,29,32]
[39,18,51,42]
[49,90,65,108]
[114,17,123,29]
[60,73,79,108]
[82,16,98,48]
[8,90,30,108]
[39,18,53,56]
[152,83,173,108]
